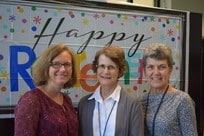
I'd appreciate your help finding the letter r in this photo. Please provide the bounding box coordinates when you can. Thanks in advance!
[10,45,36,92]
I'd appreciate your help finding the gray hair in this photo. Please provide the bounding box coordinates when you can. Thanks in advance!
[142,43,174,68]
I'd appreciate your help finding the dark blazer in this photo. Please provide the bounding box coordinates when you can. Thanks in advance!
[78,88,144,136]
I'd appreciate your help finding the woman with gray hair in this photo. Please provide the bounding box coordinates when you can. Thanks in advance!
[141,43,198,136]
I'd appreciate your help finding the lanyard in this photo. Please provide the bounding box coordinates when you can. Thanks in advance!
[98,101,116,136]
[145,85,169,136]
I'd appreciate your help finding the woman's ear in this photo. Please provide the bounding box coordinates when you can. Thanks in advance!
[169,66,173,74]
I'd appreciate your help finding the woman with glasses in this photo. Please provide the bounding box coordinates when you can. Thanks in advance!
[78,45,144,136]
[14,44,78,136]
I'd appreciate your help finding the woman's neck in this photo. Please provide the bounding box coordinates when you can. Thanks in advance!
[100,84,117,100]
[39,85,64,105]
[150,85,170,94]
[39,85,62,98]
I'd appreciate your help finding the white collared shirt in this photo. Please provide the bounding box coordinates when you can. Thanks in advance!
[88,84,121,136]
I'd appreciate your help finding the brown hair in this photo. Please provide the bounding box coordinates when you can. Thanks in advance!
[92,45,127,78]
[31,44,76,88]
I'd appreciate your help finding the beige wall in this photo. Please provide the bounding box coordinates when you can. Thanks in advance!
[170,0,204,37]
[133,0,154,6]
[97,0,154,6]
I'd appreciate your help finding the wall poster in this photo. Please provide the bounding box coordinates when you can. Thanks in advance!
[0,0,186,116]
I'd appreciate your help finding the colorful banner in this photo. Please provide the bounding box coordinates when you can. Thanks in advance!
[0,1,184,107]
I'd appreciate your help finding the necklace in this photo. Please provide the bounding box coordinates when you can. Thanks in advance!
[98,101,116,136]
[145,85,169,136]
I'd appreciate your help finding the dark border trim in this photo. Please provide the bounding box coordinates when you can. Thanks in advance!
[188,12,203,136]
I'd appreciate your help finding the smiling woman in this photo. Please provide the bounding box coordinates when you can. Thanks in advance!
[14,44,79,136]
[140,43,198,136]
[78,45,144,136]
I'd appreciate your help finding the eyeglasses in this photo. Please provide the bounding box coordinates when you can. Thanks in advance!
[50,62,72,69]
[97,64,117,71]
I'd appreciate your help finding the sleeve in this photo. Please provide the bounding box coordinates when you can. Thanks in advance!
[14,92,40,136]
[178,93,198,136]
[78,94,94,136]
[130,99,144,136]
[78,95,88,136]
